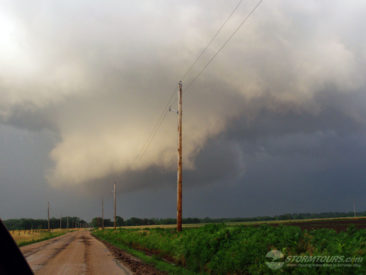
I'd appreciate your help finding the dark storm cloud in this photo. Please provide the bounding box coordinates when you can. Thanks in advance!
[1,103,57,132]
[166,89,366,217]
[86,87,366,198]
[1,0,366,219]
[225,89,366,142]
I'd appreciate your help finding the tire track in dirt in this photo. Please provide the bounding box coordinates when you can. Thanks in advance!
[21,232,77,272]
[38,235,77,268]
[81,234,90,274]
[21,233,73,257]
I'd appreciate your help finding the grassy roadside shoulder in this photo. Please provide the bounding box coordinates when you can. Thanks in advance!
[92,230,197,275]
[13,230,72,247]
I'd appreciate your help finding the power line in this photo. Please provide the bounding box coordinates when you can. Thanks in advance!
[136,1,245,161]
[182,0,245,81]
[135,87,176,160]
[136,0,263,161]
[185,0,264,93]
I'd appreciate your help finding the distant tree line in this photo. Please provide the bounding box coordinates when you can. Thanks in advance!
[91,216,125,228]
[90,217,202,227]
[2,217,88,230]
[195,211,366,224]
[91,211,366,227]
[4,211,364,230]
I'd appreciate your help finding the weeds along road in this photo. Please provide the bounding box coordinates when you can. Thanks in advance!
[21,230,132,275]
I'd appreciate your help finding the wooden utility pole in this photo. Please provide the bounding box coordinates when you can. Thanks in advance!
[48,201,50,231]
[113,183,116,230]
[177,81,183,232]
[102,198,104,230]
[353,201,357,217]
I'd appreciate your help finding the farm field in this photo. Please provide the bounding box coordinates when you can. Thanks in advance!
[94,219,366,275]
[119,216,366,231]
[10,228,71,246]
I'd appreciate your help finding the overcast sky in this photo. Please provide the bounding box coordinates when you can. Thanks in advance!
[0,0,365,221]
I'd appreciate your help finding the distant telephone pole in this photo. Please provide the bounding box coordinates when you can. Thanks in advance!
[67,216,69,229]
[48,201,50,231]
[114,183,116,230]
[177,81,183,232]
[353,201,357,217]
[102,198,104,230]
[60,215,62,229]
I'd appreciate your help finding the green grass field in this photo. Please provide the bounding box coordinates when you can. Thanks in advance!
[93,223,366,274]
[111,216,364,230]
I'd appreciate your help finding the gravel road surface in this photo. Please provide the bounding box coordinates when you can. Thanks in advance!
[21,230,132,275]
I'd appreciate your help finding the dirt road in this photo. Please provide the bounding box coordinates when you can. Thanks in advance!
[21,230,132,275]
